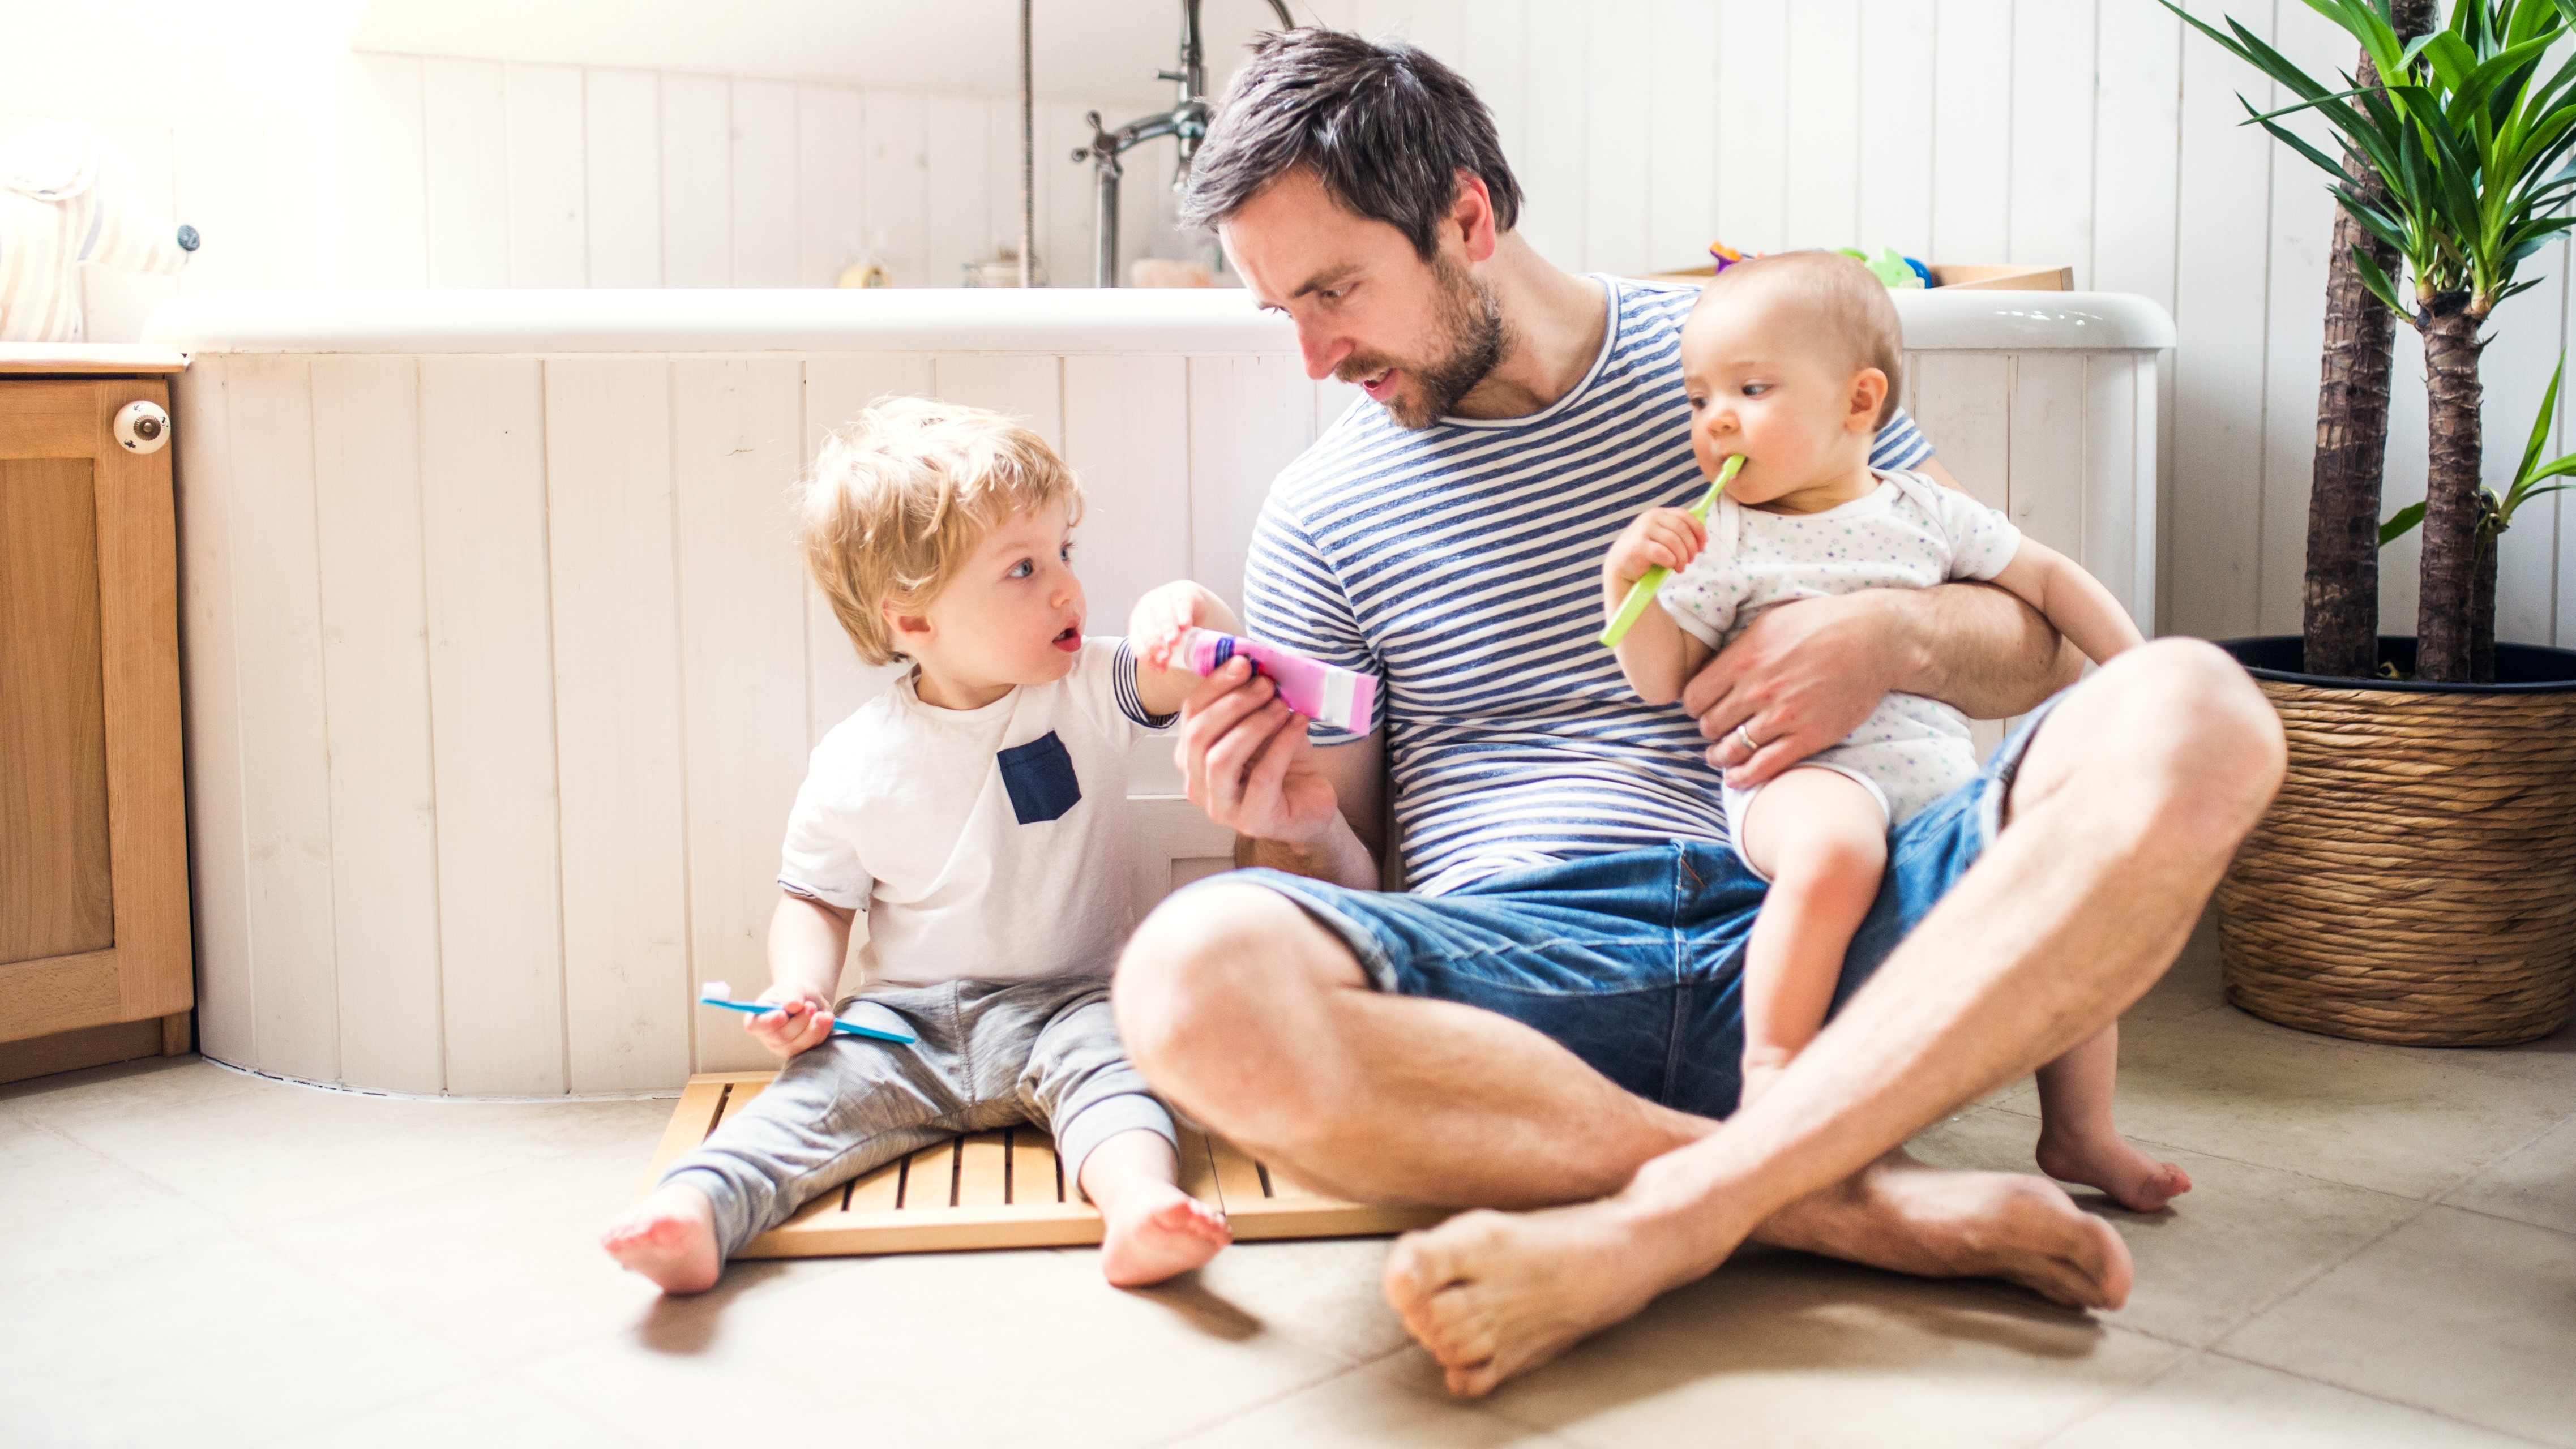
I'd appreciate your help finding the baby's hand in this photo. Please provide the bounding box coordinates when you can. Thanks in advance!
[1129,580,1213,672]
[745,982,836,1059]
[1606,507,1707,586]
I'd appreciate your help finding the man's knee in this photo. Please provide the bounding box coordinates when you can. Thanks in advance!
[2065,638,2287,846]
[1112,881,1349,1101]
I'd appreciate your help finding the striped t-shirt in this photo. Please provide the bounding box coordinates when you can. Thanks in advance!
[1240,276,1935,896]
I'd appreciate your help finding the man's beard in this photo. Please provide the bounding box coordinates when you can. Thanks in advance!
[1345,255,1509,430]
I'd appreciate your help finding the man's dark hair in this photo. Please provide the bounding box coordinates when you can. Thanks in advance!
[1180,29,1522,258]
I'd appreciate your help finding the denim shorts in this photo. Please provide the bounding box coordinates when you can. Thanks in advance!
[1211,702,2058,1121]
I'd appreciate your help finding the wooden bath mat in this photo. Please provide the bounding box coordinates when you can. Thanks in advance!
[645,1071,1448,1257]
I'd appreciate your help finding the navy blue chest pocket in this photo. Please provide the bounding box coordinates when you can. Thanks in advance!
[997,731,1082,824]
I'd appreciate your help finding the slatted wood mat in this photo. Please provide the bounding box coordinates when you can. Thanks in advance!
[647,1071,1447,1257]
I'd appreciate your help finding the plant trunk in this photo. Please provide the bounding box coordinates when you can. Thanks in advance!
[2417,294,2486,683]
[2302,3,2432,679]
[2471,525,2498,683]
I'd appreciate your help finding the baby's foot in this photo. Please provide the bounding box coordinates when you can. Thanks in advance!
[2035,1127,2194,1213]
[1097,1182,1231,1287]
[601,1184,724,1293]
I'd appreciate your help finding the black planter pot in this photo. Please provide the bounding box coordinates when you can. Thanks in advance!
[2211,636,2576,1045]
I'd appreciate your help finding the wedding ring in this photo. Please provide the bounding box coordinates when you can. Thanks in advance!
[1733,723,1760,754]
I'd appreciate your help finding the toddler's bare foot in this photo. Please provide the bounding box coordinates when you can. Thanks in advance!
[601,1184,723,1294]
[2036,1126,2193,1212]
[1097,1182,1230,1287]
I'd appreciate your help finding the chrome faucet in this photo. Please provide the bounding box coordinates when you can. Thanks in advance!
[1073,0,1295,287]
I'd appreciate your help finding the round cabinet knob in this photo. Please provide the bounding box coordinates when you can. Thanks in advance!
[114,400,172,454]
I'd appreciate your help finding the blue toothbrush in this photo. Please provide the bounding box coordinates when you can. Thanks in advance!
[698,982,917,1044]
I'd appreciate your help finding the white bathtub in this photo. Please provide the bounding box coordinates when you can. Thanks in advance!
[149,285,2172,1096]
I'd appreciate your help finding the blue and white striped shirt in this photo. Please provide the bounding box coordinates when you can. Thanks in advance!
[1241,277,1935,895]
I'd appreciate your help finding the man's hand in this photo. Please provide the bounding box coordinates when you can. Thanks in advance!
[1684,591,1912,788]
[1175,658,1344,844]
[746,981,837,1059]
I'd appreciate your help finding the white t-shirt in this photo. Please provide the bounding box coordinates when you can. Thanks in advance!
[1657,469,2024,824]
[777,638,1173,988]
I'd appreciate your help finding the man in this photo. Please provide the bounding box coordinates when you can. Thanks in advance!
[1112,30,2283,1397]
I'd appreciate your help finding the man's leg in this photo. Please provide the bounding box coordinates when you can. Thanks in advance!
[1114,883,1717,1210]
[1379,638,2286,1394]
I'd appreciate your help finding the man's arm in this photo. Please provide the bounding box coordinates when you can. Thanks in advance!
[1685,582,2085,787]
[1238,732,1384,886]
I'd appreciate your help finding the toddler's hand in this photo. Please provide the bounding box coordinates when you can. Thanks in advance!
[1129,581,1212,672]
[1606,507,1708,586]
[745,982,836,1059]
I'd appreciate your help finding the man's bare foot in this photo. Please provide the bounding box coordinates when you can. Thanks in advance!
[1385,1198,1686,1398]
[1097,1182,1231,1287]
[1760,1154,2134,1309]
[2035,1127,2193,1212]
[601,1184,722,1294]
[1385,1156,2135,1399]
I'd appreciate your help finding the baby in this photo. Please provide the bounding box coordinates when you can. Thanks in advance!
[602,397,1239,1292]
[1604,251,2190,1212]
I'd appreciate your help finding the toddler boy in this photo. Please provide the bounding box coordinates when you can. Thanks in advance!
[602,397,1238,1291]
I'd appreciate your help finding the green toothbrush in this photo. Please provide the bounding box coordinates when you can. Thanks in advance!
[1599,453,1743,649]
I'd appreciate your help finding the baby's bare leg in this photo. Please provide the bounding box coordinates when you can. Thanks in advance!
[1736,770,1890,1108]
[2033,1023,2192,1211]
[1080,1129,1231,1287]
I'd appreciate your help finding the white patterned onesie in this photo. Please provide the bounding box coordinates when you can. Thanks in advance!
[1656,468,2023,872]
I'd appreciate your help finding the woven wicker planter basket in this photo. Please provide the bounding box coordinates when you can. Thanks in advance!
[2214,637,2576,1047]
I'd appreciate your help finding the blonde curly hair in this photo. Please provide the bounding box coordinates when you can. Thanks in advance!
[797,397,1085,666]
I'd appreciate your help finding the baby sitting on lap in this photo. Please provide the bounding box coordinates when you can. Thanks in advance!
[1604,251,2190,1212]
[602,397,1238,1292]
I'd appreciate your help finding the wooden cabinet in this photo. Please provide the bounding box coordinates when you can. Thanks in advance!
[0,350,192,1079]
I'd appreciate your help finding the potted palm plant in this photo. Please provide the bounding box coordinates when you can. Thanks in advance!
[2179,0,2576,1045]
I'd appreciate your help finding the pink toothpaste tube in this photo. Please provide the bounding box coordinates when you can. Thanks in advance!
[1176,628,1379,734]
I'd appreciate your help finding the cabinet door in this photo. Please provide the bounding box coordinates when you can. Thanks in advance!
[0,379,190,1041]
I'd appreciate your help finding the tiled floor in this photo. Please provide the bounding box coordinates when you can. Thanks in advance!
[6,915,2571,1448]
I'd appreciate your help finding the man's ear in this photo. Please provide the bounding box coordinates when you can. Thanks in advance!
[1848,368,1890,432]
[1450,168,1499,265]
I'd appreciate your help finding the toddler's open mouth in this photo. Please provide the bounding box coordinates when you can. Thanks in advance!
[1051,623,1081,653]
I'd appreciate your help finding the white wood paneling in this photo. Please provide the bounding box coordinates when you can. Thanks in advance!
[1857,0,1937,261]
[505,63,588,288]
[659,74,731,288]
[1783,0,1860,252]
[1187,353,1315,612]
[934,354,1063,445]
[222,355,341,1085]
[345,54,430,289]
[421,58,510,288]
[1645,0,1714,273]
[310,357,445,1095]
[673,359,809,1073]
[2169,0,2274,639]
[865,90,931,289]
[2008,0,2096,284]
[925,93,994,288]
[545,358,694,1092]
[1518,2,1587,269]
[1582,0,1651,278]
[797,85,867,288]
[418,357,568,1096]
[172,355,255,1066]
[1714,0,1786,255]
[731,80,801,288]
[1931,0,2013,264]
[584,68,662,287]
